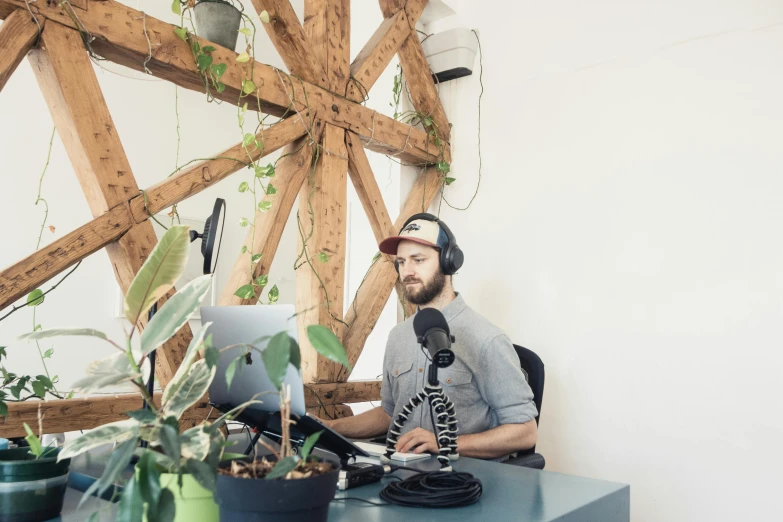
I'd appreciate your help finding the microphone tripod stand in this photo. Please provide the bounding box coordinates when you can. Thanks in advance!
[381,363,460,471]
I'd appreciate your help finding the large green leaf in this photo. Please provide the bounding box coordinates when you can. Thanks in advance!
[140,275,213,356]
[79,437,137,508]
[180,425,210,461]
[59,419,140,460]
[262,332,291,391]
[116,475,143,522]
[158,424,181,464]
[185,458,216,491]
[17,328,110,343]
[72,353,140,394]
[265,456,299,479]
[124,225,190,326]
[300,430,323,460]
[137,451,162,514]
[162,360,216,419]
[154,489,176,522]
[306,325,351,370]
[162,322,212,407]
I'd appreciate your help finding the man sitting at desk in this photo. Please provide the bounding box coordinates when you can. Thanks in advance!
[321,214,538,460]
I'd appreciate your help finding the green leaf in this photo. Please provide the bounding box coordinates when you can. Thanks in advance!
[31,380,46,399]
[265,456,298,479]
[18,327,109,343]
[171,0,181,15]
[124,225,190,325]
[289,337,301,371]
[255,275,268,287]
[243,133,256,147]
[258,201,272,212]
[262,332,291,391]
[204,345,220,369]
[141,275,212,356]
[220,452,246,462]
[80,437,138,507]
[236,52,250,63]
[265,183,277,195]
[300,430,323,460]
[241,245,248,254]
[251,254,262,264]
[116,476,143,522]
[162,322,212,406]
[202,46,216,53]
[423,116,433,127]
[437,161,451,174]
[24,423,43,458]
[162,360,216,419]
[156,489,175,522]
[72,352,140,394]
[43,348,53,358]
[180,425,210,461]
[234,284,255,300]
[239,217,249,227]
[26,289,44,306]
[238,27,252,36]
[444,177,456,185]
[197,53,213,73]
[242,79,256,95]
[59,419,140,460]
[125,408,157,423]
[10,377,28,399]
[238,181,249,193]
[225,355,245,390]
[306,325,351,370]
[215,81,226,93]
[372,251,382,263]
[191,40,200,55]
[158,423,181,464]
[259,10,270,23]
[0,402,7,417]
[173,27,188,41]
[211,63,226,78]
[318,252,329,263]
[267,285,279,303]
[136,450,162,514]
[185,458,216,491]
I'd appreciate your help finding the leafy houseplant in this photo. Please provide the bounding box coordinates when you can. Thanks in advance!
[0,422,71,522]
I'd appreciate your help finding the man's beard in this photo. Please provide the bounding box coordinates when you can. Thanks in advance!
[403,271,447,306]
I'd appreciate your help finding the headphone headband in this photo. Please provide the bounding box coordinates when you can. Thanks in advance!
[396,213,464,275]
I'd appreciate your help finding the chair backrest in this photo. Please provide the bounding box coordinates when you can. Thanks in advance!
[512,345,544,426]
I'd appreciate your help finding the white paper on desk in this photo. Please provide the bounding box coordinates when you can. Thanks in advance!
[353,442,431,462]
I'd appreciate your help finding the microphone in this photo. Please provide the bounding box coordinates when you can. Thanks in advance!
[413,308,456,368]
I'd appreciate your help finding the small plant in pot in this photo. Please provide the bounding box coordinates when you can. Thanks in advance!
[189,0,244,51]
[15,225,254,522]
[214,328,352,522]
[0,420,70,522]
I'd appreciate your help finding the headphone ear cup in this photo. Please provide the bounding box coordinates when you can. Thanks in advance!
[450,247,465,274]
[394,259,400,274]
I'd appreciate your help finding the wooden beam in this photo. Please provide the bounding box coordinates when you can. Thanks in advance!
[295,124,348,383]
[29,23,190,387]
[346,0,427,102]
[0,115,308,314]
[346,131,395,243]
[337,165,443,381]
[0,0,446,165]
[0,205,131,311]
[1,392,217,439]
[0,9,40,93]
[251,0,328,87]
[304,0,350,93]
[380,0,451,141]
[219,130,322,306]
[304,380,382,407]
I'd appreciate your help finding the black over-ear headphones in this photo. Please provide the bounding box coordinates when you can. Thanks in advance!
[394,213,464,276]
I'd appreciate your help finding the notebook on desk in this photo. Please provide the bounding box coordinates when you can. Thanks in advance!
[353,441,431,462]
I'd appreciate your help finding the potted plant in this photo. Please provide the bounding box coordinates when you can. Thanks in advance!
[0,421,71,522]
[213,326,351,522]
[191,0,244,51]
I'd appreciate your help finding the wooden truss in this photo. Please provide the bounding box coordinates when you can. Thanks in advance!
[0,0,449,436]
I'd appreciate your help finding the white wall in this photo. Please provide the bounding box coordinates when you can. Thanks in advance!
[418,1,783,521]
[0,1,399,395]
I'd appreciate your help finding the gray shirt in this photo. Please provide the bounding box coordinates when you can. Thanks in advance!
[381,294,538,441]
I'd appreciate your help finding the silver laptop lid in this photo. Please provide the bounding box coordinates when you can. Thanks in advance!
[200,305,305,416]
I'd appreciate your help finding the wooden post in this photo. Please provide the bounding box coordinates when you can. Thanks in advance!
[0,9,40,93]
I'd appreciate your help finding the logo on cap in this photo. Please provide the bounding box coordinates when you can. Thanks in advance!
[401,223,421,234]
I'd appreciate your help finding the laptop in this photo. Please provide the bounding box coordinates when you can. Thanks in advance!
[200,305,369,461]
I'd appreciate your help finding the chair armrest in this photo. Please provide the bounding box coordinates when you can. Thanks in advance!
[505,452,546,469]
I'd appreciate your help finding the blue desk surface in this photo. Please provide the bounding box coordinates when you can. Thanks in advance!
[56,450,629,522]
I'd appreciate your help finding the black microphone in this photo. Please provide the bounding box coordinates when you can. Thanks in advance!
[413,308,456,368]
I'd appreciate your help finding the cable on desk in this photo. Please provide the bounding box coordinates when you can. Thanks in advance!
[379,470,483,508]
[332,497,389,507]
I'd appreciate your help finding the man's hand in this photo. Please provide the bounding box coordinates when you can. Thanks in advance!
[395,428,439,454]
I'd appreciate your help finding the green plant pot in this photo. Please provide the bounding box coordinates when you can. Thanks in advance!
[0,447,70,522]
[142,473,218,522]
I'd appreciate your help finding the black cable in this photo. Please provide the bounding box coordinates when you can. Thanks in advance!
[379,470,482,508]
[332,497,389,507]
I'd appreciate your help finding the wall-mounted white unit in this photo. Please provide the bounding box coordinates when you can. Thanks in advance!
[422,28,478,83]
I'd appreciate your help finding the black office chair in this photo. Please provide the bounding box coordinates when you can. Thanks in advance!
[504,344,546,469]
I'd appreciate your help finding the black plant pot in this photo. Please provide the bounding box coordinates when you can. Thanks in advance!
[0,447,71,522]
[215,460,340,522]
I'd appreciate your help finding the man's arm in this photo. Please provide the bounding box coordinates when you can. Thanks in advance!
[321,406,391,439]
[395,420,537,459]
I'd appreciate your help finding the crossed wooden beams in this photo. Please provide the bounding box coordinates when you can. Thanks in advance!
[0,0,450,434]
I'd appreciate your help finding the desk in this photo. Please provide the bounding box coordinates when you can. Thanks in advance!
[55,451,629,522]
